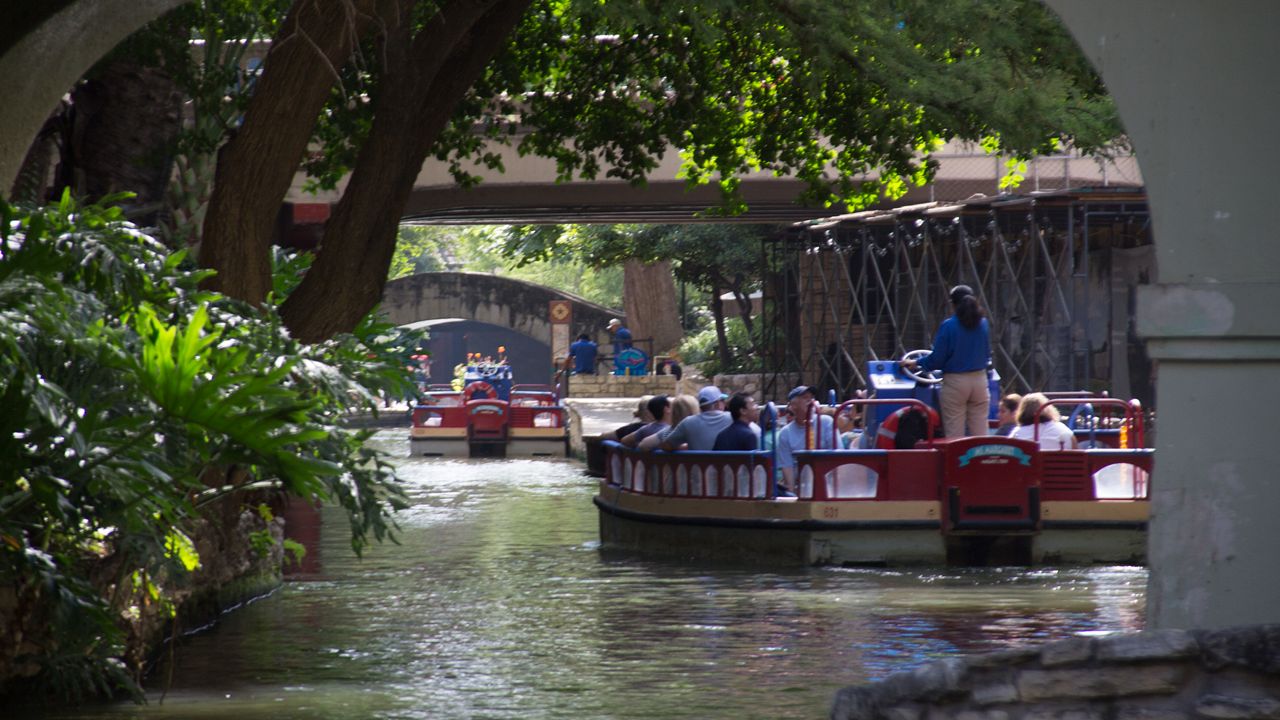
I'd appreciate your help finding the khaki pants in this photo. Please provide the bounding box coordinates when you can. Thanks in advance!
[940,369,990,438]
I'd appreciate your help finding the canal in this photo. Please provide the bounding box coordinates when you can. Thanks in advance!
[39,428,1145,719]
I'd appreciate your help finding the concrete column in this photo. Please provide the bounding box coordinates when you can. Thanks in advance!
[1046,1,1280,629]
[0,0,187,191]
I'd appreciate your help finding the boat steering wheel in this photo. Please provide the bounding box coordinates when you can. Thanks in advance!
[900,349,943,384]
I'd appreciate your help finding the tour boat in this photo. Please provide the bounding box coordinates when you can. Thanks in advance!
[409,361,568,457]
[594,393,1151,567]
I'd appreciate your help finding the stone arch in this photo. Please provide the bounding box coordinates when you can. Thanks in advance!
[1045,0,1280,629]
[0,0,188,188]
[381,272,623,353]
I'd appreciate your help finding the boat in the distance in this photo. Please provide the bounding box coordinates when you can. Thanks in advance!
[595,363,1151,567]
[410,359,568,457]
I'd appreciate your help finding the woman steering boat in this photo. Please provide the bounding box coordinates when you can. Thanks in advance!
[901,284,992,438]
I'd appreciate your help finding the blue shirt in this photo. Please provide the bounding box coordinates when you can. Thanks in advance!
[917,316,991,374]
[775,415,836,469]
[612,327,632,354]
[662,411,732,451]
[713,421,759,451]
[569,339,597,374]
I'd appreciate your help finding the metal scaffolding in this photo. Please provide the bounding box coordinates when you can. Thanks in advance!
[760,187,1156,407]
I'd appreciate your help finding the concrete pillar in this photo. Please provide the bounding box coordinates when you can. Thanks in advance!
[1046,1,1280,629]
[0,0,187,191]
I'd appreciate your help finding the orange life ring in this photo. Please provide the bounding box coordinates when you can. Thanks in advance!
[464,381,496,401]
[875,405,941,450]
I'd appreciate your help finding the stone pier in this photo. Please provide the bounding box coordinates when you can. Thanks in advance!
[832,626,1280,720]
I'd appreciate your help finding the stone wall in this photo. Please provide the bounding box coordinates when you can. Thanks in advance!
[832,625,1280,720]
[714,372,801,403]
[564,373,680,399]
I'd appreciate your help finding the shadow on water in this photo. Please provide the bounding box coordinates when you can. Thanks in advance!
[28,428,1145,720]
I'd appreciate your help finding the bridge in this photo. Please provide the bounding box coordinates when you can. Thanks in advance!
[381,272,622,382]
[285,139,1142,227]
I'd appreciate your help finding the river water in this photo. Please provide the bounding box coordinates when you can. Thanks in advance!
[37,428,1145,720]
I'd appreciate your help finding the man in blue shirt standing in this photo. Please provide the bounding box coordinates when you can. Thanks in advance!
[607,318,632,355]
[569,333,597,374]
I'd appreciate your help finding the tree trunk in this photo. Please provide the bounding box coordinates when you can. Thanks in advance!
[709,283,731,369]
[727,270,759,356]
[622,259,683,359]
[280,0,532,342]
[65,60,183,225]
[200,0,381,305]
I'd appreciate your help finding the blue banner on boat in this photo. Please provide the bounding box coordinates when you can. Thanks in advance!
[957,444,1032,467]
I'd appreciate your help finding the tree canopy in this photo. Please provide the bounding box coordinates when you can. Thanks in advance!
[99,0,1124,341]
[306,0,1120,211]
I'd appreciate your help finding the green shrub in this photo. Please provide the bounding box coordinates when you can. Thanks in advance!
[0,193,407,701]
[677,316,764,377]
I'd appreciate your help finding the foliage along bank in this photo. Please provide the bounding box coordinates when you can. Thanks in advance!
[0,195,410,702]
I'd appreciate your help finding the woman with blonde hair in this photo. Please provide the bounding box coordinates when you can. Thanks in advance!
[1009,392,1077,450]
[637,394,700,451]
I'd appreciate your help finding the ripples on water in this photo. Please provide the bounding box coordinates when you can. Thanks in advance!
[33,429,1145,720]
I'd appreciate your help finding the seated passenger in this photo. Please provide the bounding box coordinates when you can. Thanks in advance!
[655,386,733,451]
[993,393,1021,436]
[621,395,672,448]
[895,408,929,449]
[835,406,865,448]
[1008,392,1078,450]
[713,393,761,450]
[776,386,836,493]
[875,406,940,449]
[637,394,700,451]
[600,396,653,442]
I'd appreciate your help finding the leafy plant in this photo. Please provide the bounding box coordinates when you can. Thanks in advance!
[0,193,407,702]
[678,316,765,377]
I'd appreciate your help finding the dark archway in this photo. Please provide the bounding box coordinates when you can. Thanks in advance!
[419,319,553,388]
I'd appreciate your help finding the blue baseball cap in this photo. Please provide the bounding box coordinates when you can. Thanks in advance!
[787,385,818,401]
[697,386,728,407]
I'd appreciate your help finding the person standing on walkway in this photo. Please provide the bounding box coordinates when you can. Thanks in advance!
[902,284,992,438]
[607,318,632,355]
[569,333,598,374]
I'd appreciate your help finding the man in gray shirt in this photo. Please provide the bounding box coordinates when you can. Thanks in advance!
[659,385,732,451]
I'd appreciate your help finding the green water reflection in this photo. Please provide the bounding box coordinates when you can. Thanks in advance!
[34,429,1145,720]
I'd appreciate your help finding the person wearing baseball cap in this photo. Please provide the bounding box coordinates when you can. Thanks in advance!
[658,385,732,451]
[606,318,632,355]
[774,385,836,493]
[900,284,992,438]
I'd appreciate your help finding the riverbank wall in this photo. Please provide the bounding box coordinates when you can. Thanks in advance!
[831,625,1280,720]
[1,506,283,697]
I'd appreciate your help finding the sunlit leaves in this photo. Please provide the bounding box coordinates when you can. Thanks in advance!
[164,529,201,572]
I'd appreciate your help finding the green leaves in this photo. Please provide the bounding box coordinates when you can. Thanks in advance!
[0,194,406,700]
[455,0,1123,214]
